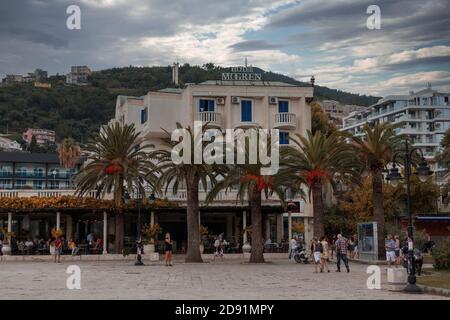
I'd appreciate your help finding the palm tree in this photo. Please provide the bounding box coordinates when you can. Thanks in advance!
[352,122,401,259]
[281,130,359,238]
[58,138,81,169]
[58,138,81,187]
[148,123,216,263]
[75,122,153,253]
[206,135,299,263]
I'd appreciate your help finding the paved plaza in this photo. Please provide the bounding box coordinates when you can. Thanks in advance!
[0,257,448,300]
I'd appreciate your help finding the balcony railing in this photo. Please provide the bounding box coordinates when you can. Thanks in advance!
[273,113,297,129]
[195,111,222,127]
[0,189,96,198]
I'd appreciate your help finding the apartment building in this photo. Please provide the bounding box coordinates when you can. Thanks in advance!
[0,152,80,191]
[321,100,365,128]
[66,66,92,85]
[342,87,450,181]
[0,137,22,151]
[22,128,56,145]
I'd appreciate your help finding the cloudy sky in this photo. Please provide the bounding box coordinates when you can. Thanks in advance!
[1,0,449,96]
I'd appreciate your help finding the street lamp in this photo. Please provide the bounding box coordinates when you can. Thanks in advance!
[385,139,433,293]
[125,188,144,266]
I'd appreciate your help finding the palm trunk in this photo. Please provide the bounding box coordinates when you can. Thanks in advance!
[115,212,124,254]
[114,178,124,254]
[312,183,325,238]
[185,174,203,263]
[372,168,385,260]
[249,189,264,263]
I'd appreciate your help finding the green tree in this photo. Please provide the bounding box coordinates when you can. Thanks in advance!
[311,102,337,136]
[148,123,216,263]
[351,123,401,259]
[75,123,153,253]
[29,136,39,153]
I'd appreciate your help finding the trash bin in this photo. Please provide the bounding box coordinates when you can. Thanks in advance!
[387,268,407,291]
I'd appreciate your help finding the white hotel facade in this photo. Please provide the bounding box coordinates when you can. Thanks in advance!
[109,66,315,249]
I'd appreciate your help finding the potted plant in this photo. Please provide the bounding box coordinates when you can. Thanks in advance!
[199,224,209,254]
[141,223,162,254]
[0,228,15,255]
[242,226,252,253]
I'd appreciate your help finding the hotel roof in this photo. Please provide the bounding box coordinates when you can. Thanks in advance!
[0,152,61,164]
[197,80,302,87]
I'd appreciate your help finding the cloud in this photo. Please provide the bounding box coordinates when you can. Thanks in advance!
[229,40,280,51]
[0,0,449,97]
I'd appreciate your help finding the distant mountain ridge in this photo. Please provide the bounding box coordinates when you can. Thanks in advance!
[0,64,380,144]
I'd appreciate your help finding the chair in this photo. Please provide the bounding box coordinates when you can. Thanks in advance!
[17,242,25,255]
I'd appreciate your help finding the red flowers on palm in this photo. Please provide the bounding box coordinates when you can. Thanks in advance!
[241,174,273,191]
[105,164,123,175]
[305,169,329,186]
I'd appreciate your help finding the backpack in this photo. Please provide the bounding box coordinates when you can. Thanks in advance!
[316,242,323,253]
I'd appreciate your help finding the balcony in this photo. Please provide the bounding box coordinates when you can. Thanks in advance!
[273,113,297,129]
[195,111,222,128]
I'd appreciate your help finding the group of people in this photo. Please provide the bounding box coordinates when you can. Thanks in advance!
[385,234,404,267]
[289,234,354,273]
[311,234,351,273]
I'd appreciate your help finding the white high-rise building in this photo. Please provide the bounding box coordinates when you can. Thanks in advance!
[342,86,450,181]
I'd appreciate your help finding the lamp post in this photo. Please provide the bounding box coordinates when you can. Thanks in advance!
[125,187,144,266]
[386,139,432,293]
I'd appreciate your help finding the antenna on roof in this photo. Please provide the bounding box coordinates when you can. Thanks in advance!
[427,82,432,89]
[245,56,248,67]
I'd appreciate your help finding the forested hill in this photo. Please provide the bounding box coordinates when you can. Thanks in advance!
[0,64,380,143]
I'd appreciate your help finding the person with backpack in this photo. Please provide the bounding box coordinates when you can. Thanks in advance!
[312,237,322,273]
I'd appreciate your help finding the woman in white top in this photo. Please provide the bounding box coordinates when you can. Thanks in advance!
[289,237,297,260]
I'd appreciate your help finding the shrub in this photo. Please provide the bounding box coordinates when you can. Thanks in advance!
[432,239,450,270]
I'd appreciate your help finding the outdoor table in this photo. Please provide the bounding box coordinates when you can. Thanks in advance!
[79,244,89,255]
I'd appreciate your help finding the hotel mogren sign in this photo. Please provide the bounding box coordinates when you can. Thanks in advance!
[222,66,262,81]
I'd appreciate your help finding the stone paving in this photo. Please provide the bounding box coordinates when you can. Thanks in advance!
[0,257,448,300]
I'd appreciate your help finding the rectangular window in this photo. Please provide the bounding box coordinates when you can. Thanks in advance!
[141,108,148,124]
[33,180,43,190]
[241,100,252,122]
[278,100,289,113]
[199,99,215,112]
[279,132,290,145]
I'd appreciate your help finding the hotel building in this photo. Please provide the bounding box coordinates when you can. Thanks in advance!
[0,65,315,254]
[107,65,315,251]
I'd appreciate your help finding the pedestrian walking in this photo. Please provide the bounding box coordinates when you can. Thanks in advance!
[54,237,62,263]
[385,234,396,268]
[353,234,359,260]
[394,235,401,266]
[348,236,355,258]
[330,235,336,260]
[320,236,330,272]
[312,238,322,273]
[335,234,350,272]
[0,237,3,256]
[289,236,297,261]
[164,232,173,266]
